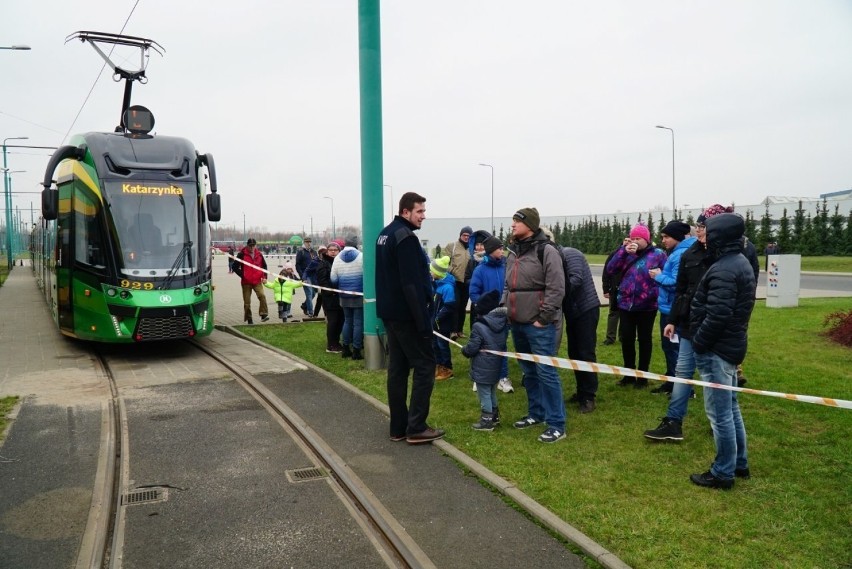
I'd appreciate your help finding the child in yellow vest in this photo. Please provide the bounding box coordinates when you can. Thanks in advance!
[264,265,304,322]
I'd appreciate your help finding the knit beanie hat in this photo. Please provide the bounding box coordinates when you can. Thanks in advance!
[460,226,473,236]
[430,255,451,279]
[513,207,540,233]
[482,235,502,255]
[697,204,734,224]
[475,290,500,316]
[629,223,651,242]
[332,238,345,248]
[660,220,691,241]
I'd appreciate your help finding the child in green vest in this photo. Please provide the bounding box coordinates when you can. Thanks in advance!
[264,265,304,322]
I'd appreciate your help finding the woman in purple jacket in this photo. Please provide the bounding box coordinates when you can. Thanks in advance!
[604,223,668,386]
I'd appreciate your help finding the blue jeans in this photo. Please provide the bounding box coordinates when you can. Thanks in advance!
[696,352,748,480]
[666,337,696,422]
[659,313,679,377]
[433,335,452,368]
[342,306,364,349]
[511,322,565,432]
[476,383,498,413]
[303,275,316,314]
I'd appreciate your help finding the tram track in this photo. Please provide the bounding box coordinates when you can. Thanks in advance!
[80,339,435,569]
[189,340,435,569]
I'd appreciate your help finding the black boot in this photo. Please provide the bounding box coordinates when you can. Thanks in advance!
[351,347,363,360]
[341,344,352,358]
[492,407,500,425]
[472,412,495,432]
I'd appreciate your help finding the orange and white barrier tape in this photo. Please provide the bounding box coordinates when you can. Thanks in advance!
[433,331,852,410]
[228,254,374,301]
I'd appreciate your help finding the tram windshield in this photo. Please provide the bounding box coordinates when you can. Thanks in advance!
[104,181,199,278]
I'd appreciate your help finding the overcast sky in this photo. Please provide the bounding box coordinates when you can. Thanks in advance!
[2,1,851,235]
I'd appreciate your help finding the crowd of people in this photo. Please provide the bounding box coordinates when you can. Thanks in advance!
[231,194,759,489]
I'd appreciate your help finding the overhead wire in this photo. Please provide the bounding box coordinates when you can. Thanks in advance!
[59,0,141,146]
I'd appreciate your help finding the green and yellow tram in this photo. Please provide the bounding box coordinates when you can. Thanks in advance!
[33,31,222,342]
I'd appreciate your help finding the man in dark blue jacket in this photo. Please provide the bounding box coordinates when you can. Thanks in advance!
[376,192,444,445]
[689,213,755,489]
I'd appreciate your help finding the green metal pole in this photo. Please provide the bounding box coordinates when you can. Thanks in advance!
[359,0,386,370]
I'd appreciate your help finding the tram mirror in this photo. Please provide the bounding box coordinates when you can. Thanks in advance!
[42,188,58,220]
[206,193,221,222]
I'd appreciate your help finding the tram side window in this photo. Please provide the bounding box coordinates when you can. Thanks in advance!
[74,193,107,269]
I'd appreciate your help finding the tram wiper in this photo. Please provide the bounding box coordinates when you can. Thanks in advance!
[161,241,193,290]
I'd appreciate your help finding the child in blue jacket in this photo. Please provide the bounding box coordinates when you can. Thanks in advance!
[430,255,456,381]
[462,291,508,431]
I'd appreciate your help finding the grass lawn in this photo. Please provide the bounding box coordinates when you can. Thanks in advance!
[240,297,852,569]
[0,396,19,441]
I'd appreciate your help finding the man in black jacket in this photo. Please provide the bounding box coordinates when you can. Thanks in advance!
[601,237,629,345]
[561,246,600,413]
[376,192,444,445]
[688,213,755,490]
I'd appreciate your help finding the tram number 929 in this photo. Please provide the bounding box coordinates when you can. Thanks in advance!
[120,280,155,291]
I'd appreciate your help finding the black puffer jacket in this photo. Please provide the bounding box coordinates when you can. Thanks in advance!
[667,240,711,340]
[690,214,756,364]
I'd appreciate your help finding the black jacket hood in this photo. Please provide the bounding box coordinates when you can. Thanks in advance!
[705,213,745,258]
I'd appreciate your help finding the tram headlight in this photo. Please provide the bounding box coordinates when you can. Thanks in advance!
[201,284,210,293]
[120,290,131,300]
[193,287,202,296]
[106,288,118,297]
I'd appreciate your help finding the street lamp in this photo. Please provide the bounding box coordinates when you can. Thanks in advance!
[323,196,335,239]
[383,184,393,218]
[3,136,28,270]
[655,125,675,214]
[478,163,494,233]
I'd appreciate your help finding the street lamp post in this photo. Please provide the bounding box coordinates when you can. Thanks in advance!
[323,196,335,239]
[3,136,29,270]
[655,125,675,214]
[478,163,494,233]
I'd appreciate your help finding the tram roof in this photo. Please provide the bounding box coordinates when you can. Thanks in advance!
[74,131,199,174]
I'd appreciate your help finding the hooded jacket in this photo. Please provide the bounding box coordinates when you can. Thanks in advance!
[461,307,509,384]
[605,243,667,312]
[654,236,697,315]
[263,276,303,303]
[431,273,457,333]
[690,214,756,364]
[330,246,364,309]
[469,254,505,305]
[502,230,565,325]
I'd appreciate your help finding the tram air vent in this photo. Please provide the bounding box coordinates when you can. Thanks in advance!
[286,467,327,483]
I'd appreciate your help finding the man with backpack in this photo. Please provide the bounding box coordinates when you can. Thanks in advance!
[503,207,567,444]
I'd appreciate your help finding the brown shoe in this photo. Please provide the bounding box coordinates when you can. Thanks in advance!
[435,365,454,381]
[406,427,445,444]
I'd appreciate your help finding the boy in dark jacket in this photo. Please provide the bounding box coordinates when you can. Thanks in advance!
[461,291,508,431]
[689,213,755,490]
[430,256,456,381]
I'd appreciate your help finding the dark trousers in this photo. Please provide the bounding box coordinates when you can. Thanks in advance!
[659,312,679,377]
[454,281,470,334]
[619,310,657,372]
[564,306,600,401]
[325,308,344,349]
[385,320,437,437]
[605,297,620,342]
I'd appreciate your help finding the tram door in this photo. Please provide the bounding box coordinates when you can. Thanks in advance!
[55,185,73,331]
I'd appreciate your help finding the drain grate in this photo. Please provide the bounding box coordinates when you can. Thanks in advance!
[122,487,168,505]
[286,467,327,483]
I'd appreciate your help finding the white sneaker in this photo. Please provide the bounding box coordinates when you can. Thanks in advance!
[498,377,514,393]
[472,383,477,392]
